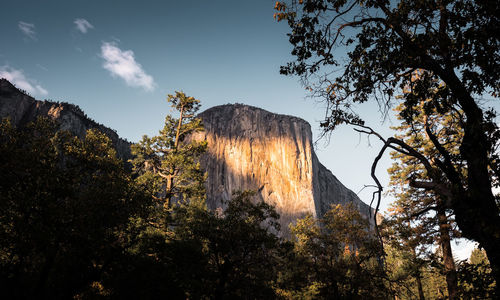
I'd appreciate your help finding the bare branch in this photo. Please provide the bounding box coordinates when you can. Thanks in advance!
[353,124,438,179]
[352,124,387,143]
[352,123,456,215]
[369,138,388,257]
[356,184,378,195]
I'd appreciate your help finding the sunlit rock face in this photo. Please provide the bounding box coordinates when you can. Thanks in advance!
[0,78,132,160]
[194,104,373,232]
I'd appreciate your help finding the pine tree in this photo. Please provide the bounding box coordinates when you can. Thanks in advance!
[130,91,207,208]
[386,99,462,299]
[382,205,431,300]
[286,203,389,299]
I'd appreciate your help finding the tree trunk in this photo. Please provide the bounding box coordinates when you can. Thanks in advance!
[416,272,425,300]
[481,241,500,298]
[174,106,184,150]
[433,68,500,293]
[165,104,184,208]
[452,137,500,296]
[165,174,174,208]
[437,205,458,300]
[459,124,500,296]
[409,246,426,300]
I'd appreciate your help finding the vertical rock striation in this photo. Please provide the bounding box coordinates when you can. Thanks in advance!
[194,104,373,231]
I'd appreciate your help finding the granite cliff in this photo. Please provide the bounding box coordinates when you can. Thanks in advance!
[0,78,132,160]
[193,104,373,231]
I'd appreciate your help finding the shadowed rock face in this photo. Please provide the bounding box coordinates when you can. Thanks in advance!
[194,104,374,232]
[0,78,132,160]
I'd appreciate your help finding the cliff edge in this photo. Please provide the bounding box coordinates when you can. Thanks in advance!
[194,104,373,231]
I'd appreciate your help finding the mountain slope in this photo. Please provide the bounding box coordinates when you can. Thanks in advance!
[0,78,132,160]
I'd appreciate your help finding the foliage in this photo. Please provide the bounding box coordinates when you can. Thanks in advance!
[276,0,500,288]
[384,99,461,298]
[130,91,207,208]
[382,216,431,299]
[0,117,150,299]
[457,248,496,299]
[171,191,283,299]
[281,203,389,299]
[383,243,450,300]
[275,0,498,125]
[109,191,285,299]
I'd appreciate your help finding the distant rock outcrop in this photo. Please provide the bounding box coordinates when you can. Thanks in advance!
[0,78,132,160]
[194,104,373,232]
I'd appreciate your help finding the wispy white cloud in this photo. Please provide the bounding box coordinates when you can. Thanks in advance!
[100,42,155,91]
[18,21,37,40]
[74,18,94,34]
[0,66,48,96]
[36,64,48,71]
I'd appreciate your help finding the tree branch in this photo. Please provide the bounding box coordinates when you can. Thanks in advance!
[410,205,439,219]
[423,115,463,186]
[409,180,452,204]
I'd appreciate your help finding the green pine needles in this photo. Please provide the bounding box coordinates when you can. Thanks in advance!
[130,91,207,208]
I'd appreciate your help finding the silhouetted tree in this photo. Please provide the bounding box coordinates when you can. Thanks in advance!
[171,191,283,299]
[275,0,500,288]
[385,100,461,299]
[112,191,284,299]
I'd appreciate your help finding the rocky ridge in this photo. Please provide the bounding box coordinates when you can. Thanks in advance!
[0,78,132,160]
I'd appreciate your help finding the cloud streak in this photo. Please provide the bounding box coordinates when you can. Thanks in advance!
[18,21,37,40]
[100,42,155,91]
[0,66,48,96]
[74,18,94,34]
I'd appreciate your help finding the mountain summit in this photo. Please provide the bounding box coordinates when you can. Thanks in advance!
[193,103,373,231]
